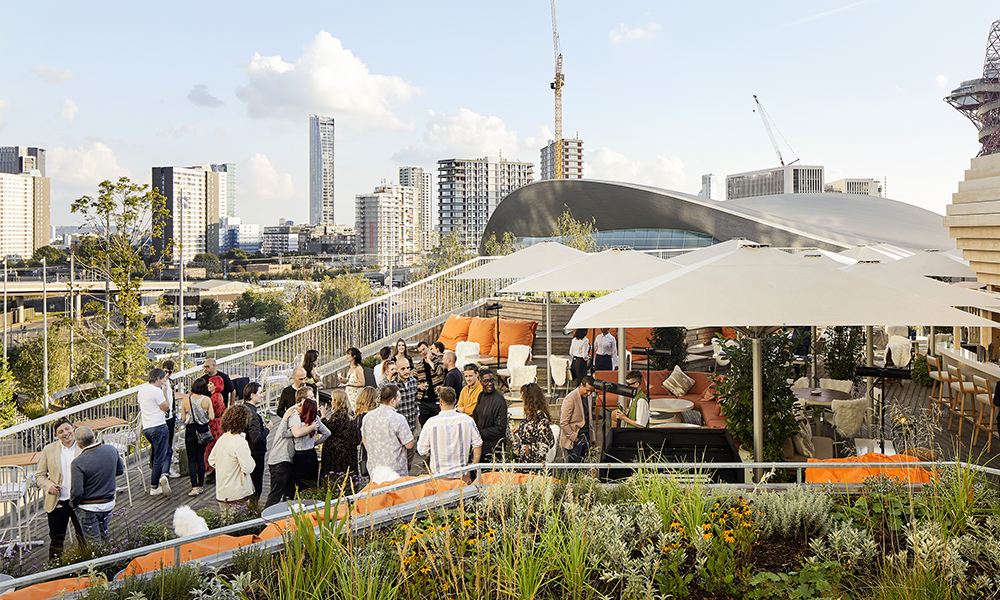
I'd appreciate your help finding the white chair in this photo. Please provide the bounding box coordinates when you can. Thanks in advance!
[454,341,480,370]
[545,424,561,463]
[506,345,532,369]
[100,424,144,506]
[0,466,29,547]
[509,365,538,389]
[820,378,854,395]
[886,335,912,369]
[549,355,571,390]
[886,325,909,339]
[831,398,869,439]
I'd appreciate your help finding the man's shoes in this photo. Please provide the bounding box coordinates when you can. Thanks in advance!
[188,487,201,497]
[168,469,181,479]
[205,472,216,485]
[159,474,171,497]
[150,486,163,496]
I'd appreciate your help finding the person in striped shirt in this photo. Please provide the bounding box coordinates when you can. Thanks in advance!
[416,386,482,482]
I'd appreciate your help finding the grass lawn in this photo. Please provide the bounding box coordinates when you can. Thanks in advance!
[164,321,278,356]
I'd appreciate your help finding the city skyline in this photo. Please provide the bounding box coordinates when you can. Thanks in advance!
[0,1,997,230]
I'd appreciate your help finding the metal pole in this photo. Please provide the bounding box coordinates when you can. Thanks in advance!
[69,253,74,384]
[865,325,874,434]
[179,195,185,367]
[752,335,763,482]
[618,326,626,385]
[43,257,48,411]
[104,229,110,386]
[810,325,818,386]
[545,291,552,399]
[3,257,6,367]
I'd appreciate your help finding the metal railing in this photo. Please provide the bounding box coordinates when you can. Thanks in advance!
[0,256,505,457]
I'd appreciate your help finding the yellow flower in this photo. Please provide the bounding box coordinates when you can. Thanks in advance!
[701,523,712,530]
[703,533,713,540]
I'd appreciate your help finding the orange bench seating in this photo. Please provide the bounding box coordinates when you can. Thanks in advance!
[437,314,538,359]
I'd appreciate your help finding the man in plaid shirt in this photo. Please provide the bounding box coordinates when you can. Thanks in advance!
[393,357,422,473]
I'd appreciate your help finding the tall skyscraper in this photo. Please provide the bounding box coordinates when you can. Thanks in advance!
[356,184,417,267]
[698,174,719,200]
[438,156,533,249]
[209,163,236,217]
[151,166,210,265]
[0,171,49,259]
[539,138,583,180]
[0,146,46,177]
[309,115,335,225]
[399,166,433,252]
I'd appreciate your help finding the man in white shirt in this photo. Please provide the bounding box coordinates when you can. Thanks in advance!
[138,367,172,497]
[593,328,619,372]
[417,386,482,481]
[361,384,414,479]
[35,418,83,558]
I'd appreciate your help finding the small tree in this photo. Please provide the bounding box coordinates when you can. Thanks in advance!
[257,293,288,336]
[12,329,70,405]
[484,231,517,256]
[196,299,228,336]
[320,274,372,317]
[191,252,222,273]
[553,207,599,252]
[0,364,17,428]
[221,248,251,261]
[823,326,865,387]
[33,246,67,265]
[714,332,799,462]
[424,232,474,274]
[648,327,688,371]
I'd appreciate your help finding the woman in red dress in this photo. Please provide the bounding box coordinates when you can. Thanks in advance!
[204,375,227,477]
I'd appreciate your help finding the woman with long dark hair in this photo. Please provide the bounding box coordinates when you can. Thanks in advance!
[180,377,215,496]
[302,349,321,386]
[287,389,330,492]
[338,347,364,414]
[510,382,555,462]
[392,338,408,362]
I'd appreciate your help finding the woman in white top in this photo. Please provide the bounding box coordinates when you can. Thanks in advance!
[373,346,392,386]
[207,404,255,515]
[338,347,365,415]
[568,329,591,385]
[180,377,215,496]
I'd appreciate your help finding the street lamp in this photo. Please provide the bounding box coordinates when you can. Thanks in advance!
[3,257,7,367]
[42,256,48,411]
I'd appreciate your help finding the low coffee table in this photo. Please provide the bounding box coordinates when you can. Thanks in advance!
[648,398,695,424]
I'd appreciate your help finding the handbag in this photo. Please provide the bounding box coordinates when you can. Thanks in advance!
[195,423,214,445]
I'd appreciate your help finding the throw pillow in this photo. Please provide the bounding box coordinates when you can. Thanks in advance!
[791,419,815,458]
[700,386,716,401]
[664,366,696,397]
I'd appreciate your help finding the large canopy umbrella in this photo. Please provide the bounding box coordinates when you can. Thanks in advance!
[840,260,1000,310]
[566,244,996,466]
[892,249,976,280]
[671,238,760,267]
[501,248,681,387]
[453,242,586,389]
[799,249,857,265]
[838,243,915,261]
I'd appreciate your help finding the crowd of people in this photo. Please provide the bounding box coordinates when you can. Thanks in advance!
[37,337,625,558]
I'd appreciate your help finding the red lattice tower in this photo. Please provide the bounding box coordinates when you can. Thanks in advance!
[946,19,1000,157]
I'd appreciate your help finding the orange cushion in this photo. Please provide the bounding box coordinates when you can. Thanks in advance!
[467,317,496,356]
[492,318,538,357]
[721,327,739,339]
[437,315,473,350]
[806,453,930,484]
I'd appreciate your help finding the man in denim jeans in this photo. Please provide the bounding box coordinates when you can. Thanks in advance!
[138,368,172,497]
[70,426,123,545]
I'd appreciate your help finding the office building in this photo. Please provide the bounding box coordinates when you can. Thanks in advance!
[698,174,720,200]
[399,166,433,252]
[539,138,584,180]
[726,165,824,200]
[261,224,311,255]
[208,163,236,217]
[218,217,261,255]
[151,166,209,265]
[438,156,533,248]
[308,224,355,254]
[356,184,417,267]
[825,178,883,197]
[309,115,335,225]
[0,146,46,177]
[0,171,49,260]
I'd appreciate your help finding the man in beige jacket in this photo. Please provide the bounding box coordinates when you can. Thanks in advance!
[560,376,597,463]
[35,418,83,558]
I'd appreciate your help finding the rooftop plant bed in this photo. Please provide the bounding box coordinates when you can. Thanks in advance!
[23,460,1000,600]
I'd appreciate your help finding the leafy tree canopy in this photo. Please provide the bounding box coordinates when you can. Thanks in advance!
[553,207,599,252]
[33,246,67,265]
[196,298,228,335]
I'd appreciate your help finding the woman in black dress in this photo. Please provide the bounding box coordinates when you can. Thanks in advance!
[320,389,358,488]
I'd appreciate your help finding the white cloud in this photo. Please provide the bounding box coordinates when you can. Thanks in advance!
[394,109,545,163]
[236,31,420,128]
[188,84,224,107]
[156,123,197,137]
[936,74,949,88]
[58,99,79,122]
[609,23,661,44]
[33,64,75,83]
[236,154,296,222]
[588,148,685,189]
[48,142,131,188]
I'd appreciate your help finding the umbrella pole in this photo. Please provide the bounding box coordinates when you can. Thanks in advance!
[618,327,626,385]
[866,326,874,435]
[752,336,763,483]
[811,326,818,386]
[546,292,552,399]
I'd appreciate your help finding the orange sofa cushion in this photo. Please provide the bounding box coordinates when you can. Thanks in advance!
[492,318,538,357]
[437,315,473,350]
[467,317,496,356]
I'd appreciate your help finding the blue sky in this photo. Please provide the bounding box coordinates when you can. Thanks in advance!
[0,1,996,230]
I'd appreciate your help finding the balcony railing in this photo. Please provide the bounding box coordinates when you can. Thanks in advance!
[0,256,506,456]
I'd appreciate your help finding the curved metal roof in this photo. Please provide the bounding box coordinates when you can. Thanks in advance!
[480,179,953,255]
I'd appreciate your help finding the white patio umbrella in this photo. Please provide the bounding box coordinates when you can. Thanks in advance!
[840,260,1000,310]
[501,248,681,386]
[838,243,915,261]
[798,249,857,266]
[452,242,587,392]
[892,249,976,280]
[671,238,760,267]
[566,244,996,466]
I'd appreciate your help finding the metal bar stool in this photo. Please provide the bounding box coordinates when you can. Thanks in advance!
[926,355,952,419]
[947,364,978,437]
[972,375,998,452]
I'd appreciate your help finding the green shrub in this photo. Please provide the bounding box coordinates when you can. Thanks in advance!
[362,354,381,369]
[911,354,932,387]
[747,559,844,599]
[751,485,836,541]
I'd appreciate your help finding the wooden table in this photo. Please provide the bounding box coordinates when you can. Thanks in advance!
[0,452,40,467]
[648,398,694,424]
[76,416,127,432]
[792,388,852,433]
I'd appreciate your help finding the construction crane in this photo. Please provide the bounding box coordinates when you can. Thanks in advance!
[550,0,565,179]
[753,95,798,167]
